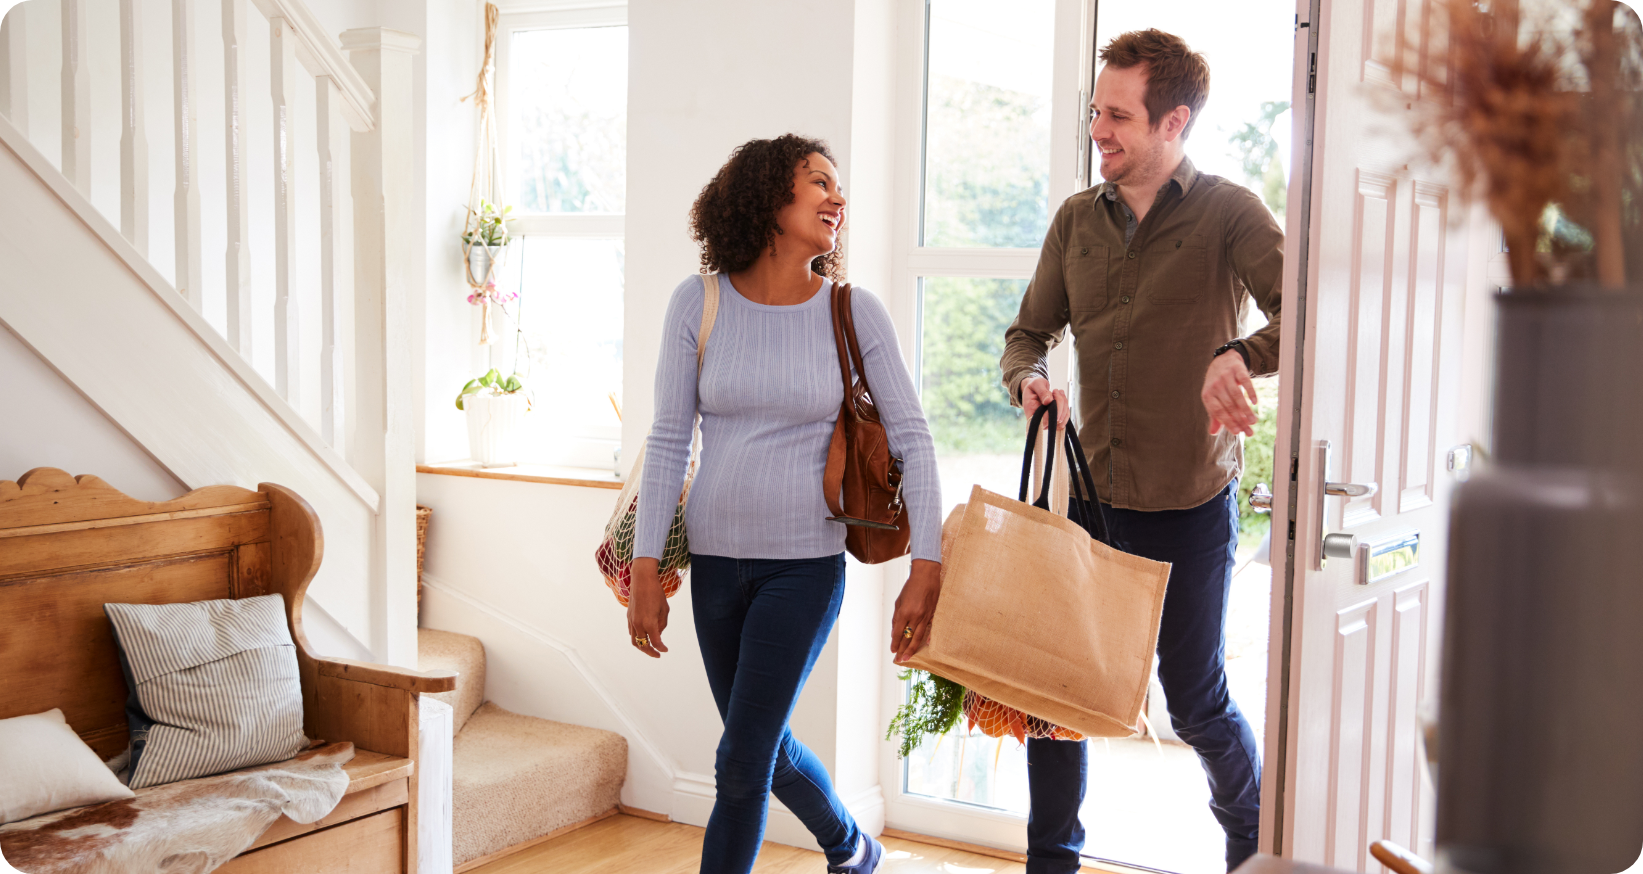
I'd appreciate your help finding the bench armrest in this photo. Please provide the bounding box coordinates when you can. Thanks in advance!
[317,657,457,694]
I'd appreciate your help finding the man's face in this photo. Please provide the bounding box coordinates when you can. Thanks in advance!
[1089,64,1172,187]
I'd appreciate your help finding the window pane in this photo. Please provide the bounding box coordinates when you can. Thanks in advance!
[921,0,1054,248]
[509,237,624,464]
[919,277,1030,517]
[905,275,1031,810]
[904,719,1030,814]
[509,26,627,213]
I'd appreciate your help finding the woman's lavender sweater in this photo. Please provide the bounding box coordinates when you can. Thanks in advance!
[633,273,942,564]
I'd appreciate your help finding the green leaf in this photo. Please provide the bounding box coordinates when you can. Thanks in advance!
[481,368,501,386]
[885,670,966,758]
[454,378,483,411]
[501,374,523,393]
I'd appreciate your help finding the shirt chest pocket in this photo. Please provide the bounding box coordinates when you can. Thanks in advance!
[1064,245,1110,312]
[1149,234,1207,304]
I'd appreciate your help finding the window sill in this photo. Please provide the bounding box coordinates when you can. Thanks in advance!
[416,461,624,490]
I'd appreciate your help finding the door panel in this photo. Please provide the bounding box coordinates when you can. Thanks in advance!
[1268,0,1472,863]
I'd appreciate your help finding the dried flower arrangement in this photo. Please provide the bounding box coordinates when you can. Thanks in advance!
[1398,0,1643,288]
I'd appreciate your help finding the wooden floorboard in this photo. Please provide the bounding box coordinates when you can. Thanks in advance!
[464,813,1039,874]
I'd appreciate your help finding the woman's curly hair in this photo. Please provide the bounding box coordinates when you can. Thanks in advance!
[690,134,844,280]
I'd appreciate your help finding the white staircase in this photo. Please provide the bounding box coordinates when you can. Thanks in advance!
[0,0,419,665]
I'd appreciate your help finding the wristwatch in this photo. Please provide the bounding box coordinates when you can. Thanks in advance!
[1212,339,1251,369]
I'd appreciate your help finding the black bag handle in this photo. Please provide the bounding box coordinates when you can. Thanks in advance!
[1062,421,1111,545]
[1019,401,1060,507]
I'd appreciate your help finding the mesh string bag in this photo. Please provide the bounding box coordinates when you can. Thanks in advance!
[962,689,1085,744]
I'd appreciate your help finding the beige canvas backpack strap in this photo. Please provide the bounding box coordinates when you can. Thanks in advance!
[687,273,722,470]
[698,273,721,375]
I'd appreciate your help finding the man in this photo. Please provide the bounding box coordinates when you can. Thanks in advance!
[1000,29,1283,874]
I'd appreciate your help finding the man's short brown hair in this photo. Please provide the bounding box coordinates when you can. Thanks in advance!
[1099,29,1211,140]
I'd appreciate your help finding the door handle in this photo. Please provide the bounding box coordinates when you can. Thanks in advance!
[1317,440,1377,570]
[1249,483,1274,514]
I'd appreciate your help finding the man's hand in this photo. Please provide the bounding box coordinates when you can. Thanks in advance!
[1021,377,1070,427]
[1202,350,1259,436]
[626,558,670,658]
[890,559,942,664]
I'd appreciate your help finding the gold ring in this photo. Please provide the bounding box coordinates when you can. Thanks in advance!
[902,626,914,639]
[634,635,649,646]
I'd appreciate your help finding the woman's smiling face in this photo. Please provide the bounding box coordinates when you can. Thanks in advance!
[774,152,846,261]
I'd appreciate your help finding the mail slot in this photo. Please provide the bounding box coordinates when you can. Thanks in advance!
[1359,531,1419,585]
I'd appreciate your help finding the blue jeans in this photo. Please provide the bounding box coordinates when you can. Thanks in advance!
[1026,483,1262,873]
[691,553,861,873]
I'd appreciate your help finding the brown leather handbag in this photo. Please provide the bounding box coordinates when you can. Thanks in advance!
[823,283,912,564]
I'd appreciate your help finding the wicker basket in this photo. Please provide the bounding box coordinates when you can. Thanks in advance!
[415,505,432,609]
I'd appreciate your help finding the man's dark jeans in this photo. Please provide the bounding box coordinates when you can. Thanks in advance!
[1026,482,1262,873]
[691,553,861,874]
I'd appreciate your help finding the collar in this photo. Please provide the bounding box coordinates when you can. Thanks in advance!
[1098,154,1200,203]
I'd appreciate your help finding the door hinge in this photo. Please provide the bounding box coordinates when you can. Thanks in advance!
[1308,52,1317,95]
[1289,456,1300,481]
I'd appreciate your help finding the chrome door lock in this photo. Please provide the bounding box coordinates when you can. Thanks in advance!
[1249,483,1274,514]
[1317,440,1378,570]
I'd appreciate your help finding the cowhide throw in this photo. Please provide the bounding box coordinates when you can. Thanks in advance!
[0,742,354,874]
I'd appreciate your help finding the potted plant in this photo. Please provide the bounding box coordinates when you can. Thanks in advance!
[462,199,515,289]
[1402,4,1643,871]
[456,368,530,466]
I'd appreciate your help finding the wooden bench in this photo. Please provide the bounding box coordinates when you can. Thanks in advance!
[0,468,456,873]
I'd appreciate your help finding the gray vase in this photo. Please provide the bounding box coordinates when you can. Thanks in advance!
[465,243,506,288]
[1437,288,1643,874]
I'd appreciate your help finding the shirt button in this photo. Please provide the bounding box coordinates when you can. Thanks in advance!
[1111,437,1123,447]
[1120,295,1131,304]
[1111,390,1121,399]
[1114,342,1124,350]
[1080,247,1089,255]
[1127,250,1137,259]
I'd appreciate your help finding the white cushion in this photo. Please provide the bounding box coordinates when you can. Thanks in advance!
[105,594,307,789]
[0,709,135,825]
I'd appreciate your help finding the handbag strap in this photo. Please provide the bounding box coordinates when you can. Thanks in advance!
[1019,402,1060,507]
[823,280,862,520]
[699,273,721,375]
[686,274,723,467]
[1061,421,1111,545]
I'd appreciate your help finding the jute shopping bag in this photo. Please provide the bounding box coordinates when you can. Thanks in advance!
[906,407,1172,738]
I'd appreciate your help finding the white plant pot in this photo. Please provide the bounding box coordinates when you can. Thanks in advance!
[464,392,527,466]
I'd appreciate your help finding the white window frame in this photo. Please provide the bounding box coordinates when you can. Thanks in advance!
[877,0,1100,852]
[491,1,628,469]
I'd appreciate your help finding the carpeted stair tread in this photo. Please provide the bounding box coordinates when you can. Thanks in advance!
[452,702,627,865]
[418,628,486,734]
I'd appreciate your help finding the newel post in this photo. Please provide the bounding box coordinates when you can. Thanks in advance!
[340,27,420,669]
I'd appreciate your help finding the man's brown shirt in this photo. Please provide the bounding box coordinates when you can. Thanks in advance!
[1000,157,1284,511]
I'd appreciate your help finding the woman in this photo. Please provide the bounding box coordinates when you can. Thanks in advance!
[628,134,943,874]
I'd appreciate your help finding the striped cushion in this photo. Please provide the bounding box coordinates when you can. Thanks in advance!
[104,594,307,790]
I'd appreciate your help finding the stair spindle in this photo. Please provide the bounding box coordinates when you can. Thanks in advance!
[0,6,28,133]
[172,0,202,308]
[271,16,301,406]
[60,0,89,193]
[120,0,149,256]
[318,76,348,455]
[223,0,252,355]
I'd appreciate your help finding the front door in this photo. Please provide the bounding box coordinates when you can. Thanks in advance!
[1262,0,1480,867]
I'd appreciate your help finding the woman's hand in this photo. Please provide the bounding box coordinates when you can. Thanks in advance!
[627,558,670,658]
[890,559,942,664]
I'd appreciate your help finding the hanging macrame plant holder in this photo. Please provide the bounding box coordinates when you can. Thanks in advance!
[462,2,509,345]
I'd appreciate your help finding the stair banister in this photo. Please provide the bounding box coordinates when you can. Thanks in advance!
[1,6,26,132]
[173,0,203,309]
[224,0,252,354]
[59,0,87,192]
[341,25,422,667]
[119,0,148,256]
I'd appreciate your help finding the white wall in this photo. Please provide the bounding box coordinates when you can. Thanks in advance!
[417,0,904,847]
[0,320,186,501]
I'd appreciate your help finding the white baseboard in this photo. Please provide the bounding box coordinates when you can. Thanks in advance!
[672,772,886,851]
